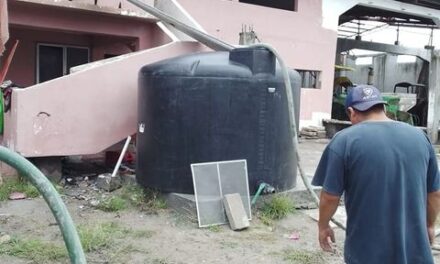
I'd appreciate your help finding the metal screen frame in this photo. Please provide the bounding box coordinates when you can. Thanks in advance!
[191,159,251,228]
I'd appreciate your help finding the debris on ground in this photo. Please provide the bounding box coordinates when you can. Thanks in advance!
[8,192,26,200]
[0,234,11,244]
[300,126,327,139]
[95,173,122,192]
[286,231,300,241]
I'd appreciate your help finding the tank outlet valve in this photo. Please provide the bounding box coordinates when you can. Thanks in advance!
[138,123,145,133]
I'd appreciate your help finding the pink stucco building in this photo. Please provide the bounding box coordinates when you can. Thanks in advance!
[1,0,440,172]
[1,0,338,160]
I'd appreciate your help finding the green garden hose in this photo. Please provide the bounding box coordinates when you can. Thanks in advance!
[0,146,86,264]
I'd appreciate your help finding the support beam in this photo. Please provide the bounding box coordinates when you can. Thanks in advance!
[337,38,432,62]
[427,50,440,143]
[323,0,440,30]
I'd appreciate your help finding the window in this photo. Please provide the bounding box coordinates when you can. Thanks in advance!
[37,44,89,83]
[238,0,296,11]
[297,70,321,89]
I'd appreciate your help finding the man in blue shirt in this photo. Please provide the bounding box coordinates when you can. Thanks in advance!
[312,85,440,263]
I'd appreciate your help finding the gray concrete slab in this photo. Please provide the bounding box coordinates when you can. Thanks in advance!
[223,193,250,230]
[165,139,328,218]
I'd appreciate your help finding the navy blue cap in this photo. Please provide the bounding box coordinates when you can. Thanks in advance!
[345,85,387,111]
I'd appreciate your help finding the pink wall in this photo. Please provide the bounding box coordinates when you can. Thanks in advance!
[41,0,155,12]
[3,1,171,86]
[4,42,205,157]
[4,27,93,86]
[178,0,338,124]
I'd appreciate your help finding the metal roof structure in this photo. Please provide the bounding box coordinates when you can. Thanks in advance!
[397,0,440,10]
[338,1,440,39]
[339,5,438,28]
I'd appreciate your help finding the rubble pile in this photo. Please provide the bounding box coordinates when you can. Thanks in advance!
[300,126,327,139]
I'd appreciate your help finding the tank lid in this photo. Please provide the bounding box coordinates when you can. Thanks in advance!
[229,47,276,75]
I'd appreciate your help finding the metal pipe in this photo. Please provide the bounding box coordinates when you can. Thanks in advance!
[0,146,86,263]
[111,136,132,177]
[127,0,234,51]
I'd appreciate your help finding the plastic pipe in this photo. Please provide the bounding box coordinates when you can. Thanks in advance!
[0,146,86,264]
[111,136,131,177]
[126,0,234,52]
[251,183,267,205]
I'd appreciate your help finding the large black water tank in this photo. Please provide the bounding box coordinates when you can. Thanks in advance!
[137,47,301,194]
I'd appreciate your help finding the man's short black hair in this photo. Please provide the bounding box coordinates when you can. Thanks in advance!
[357,103,385,113]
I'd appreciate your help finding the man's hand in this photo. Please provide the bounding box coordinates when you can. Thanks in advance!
[427,191,440,245]
[428,226,435,245]
[319,224,335,252]
[318,191,340,252]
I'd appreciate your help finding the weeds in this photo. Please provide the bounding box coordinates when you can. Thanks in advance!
[207,225,222,233]
[95,184,167,213]
[78,222,154,252]
[0,179,40,201]
[96,196,128,212]
[0,222,153,263]
[136,186,168,212]
[152,258,171,264]
[282,249,324,264]
[0,237,67,263]
[259,195,295,224]
[78,222,128,252]
[131,229,154,238]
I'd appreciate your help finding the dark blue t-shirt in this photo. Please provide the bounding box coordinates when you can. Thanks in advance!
[312,121,440,264]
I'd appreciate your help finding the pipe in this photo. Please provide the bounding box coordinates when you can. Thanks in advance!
[0,146,86,264]
[111,136,131,177]
[126,0,234,51]
[251,183,267,205]
[251,182,277,205]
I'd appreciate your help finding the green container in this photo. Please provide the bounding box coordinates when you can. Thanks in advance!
[382,95,400,115]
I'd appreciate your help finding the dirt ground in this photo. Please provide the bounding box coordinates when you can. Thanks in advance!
[0,190,347,264]
[1,139,440,264]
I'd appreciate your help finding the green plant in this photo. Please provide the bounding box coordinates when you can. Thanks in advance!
[120,184,146,207]
[152,258,171,264]
[78,222,127,252]
[78,222,154,253]
[0,179,40,200]
[96,196,128,212]
[259,195,295,222]
[131,229,155,238]
[142,187,168,212]
[119,184,167,212]
[207,225,222,233]
[282,249,324,264]
[0,237,67,263]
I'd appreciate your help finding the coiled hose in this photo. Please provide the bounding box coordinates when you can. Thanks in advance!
[0,146,86,263]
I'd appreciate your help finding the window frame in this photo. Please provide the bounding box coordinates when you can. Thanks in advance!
[296,69,322,89]
[36,43,90,83]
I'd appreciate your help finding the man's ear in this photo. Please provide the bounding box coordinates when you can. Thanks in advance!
[347,107,354,118]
